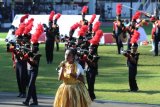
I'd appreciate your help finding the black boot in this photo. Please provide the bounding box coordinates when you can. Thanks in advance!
[22,101,29,106]
[30,102,38,105]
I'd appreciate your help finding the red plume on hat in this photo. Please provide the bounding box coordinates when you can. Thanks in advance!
[81,6,88,14]
[89,30,103,45]
[31,24,44,44]
[25,18,34,26]
[49,11,55,21]
[89,14,96,24]
[23,18,34,34]
[132,11,142,21]
[15,23,26,36]
[20,14,29,23]
[70,23,80,30]
[78,25,88,36]
[23,21,33,34]
[130,30,140,44]
[55,13,61,20]
[116,3,122,16]
[92,21,101,32]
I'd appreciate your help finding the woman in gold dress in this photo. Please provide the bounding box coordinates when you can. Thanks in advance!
[53,49,92,107]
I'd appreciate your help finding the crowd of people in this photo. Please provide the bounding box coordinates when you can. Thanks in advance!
[6,14,43,105]
[5,5,103,107]
[113,3,160,92]
[5,3,160,107]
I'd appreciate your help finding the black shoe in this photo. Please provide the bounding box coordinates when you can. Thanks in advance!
[128,89,138,92]
[22,101,29,106]
[154,54,158,56]
[20,94,26,98]
[17,93,22,97]
[30,102,38,105]
[91,96,96,101]
[132,90,138,92]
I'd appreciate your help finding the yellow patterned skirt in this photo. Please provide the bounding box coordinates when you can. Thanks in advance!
[53,81,91,107]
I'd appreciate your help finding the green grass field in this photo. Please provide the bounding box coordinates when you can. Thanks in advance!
[0,24,160,105]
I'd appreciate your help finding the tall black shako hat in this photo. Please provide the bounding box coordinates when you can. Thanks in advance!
[89,14,96,32]
[69,23,80,38]
[30,24,44,53]
[89,30,103,53]
[15,23,26,44]
[132,11,142,27]
[77,25,88,46]
[49,11,55,27]
[54,13,61,25]
[15,14,30,43]
[81,6,88,21]
[23,18,34,43]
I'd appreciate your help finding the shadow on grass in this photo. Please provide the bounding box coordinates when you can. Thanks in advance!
[0,103,24,106]
[0,102,51,107]
[137,90,160,95]
[139,64,160,66]
[95,89,128,93]
[95,89,160,95]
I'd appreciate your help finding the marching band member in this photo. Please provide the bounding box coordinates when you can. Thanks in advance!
[113,3,124,54]
[143,9,160,56]
[14,18,28,98]
[23,24,43,106]
[45,11,61,64]
[123,30,140,92]
[150,16,157,52]
[86,30,103,100]
[45,11,55,64]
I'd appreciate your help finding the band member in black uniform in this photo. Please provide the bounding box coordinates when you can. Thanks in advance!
[142,10,160,56]
[151,8,160,56]
[45,11,55,64]
[14,36,28,98]
[23,24,43,106]
[124,43,139,92]
[23,43,41,106]
[113,4,124,54]
[86,30,103,100]
[86,45,99,101]
[45,11,61,64]
[142,8,160,56]
[123,30,140,92]
[11,14,34,98]
[14,21,29,98]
